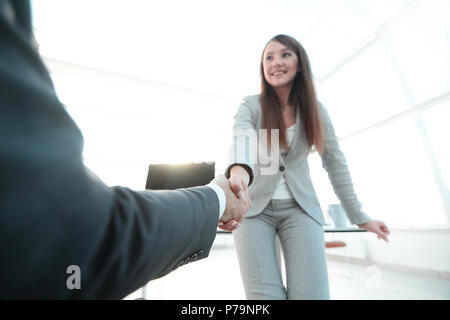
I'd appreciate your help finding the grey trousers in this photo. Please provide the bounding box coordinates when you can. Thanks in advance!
[233,199,330,300]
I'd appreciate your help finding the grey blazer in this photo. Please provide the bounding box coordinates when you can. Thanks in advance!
[226,94,371,226]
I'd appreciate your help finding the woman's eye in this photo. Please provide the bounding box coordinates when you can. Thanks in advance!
[282,52,292,57]
[265,56,273,61]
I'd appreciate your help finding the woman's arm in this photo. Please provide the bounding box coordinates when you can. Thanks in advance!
[318,102,371,225]
[225,97,257,186]
[319,103,390,241]
[220,98,256,231]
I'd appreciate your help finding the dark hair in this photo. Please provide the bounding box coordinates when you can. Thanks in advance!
[260,34,324,154]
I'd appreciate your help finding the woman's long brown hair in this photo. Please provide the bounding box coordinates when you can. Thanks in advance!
[260,34,324,154]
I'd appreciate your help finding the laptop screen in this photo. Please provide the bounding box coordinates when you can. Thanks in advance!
[145,162,215,190]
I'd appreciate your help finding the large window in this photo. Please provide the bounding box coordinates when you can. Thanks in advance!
[49,65,237,189]
[421,101,450,196]
[310,0,450,228]
[340,116,447,227]
[319,41,410,136]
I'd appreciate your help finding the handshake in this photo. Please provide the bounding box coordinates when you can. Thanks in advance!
[211,169,251,232]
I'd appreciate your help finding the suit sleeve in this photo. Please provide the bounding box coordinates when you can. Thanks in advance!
[0,0,219,299]
[318,102,371,225]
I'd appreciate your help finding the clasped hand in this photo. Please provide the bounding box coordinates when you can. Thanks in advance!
[211,173,251,231]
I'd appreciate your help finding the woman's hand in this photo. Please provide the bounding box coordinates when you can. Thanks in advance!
[358,220,391,242]
[229,174,251,203]
[218,166,251,232]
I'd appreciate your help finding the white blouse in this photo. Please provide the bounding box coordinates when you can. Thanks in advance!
[272,123,296,200]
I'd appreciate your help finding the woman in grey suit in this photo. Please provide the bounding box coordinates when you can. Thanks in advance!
[219,34,390,299]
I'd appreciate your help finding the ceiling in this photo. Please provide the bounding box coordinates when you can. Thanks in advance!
[31,0,413,100]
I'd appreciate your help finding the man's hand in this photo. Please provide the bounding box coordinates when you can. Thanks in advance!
[211,174,250,231]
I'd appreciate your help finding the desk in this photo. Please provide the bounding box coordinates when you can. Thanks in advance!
[217,226,367,234]
[323,226,367,233]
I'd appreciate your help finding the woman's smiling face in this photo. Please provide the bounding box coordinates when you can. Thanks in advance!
[262,40,300,90]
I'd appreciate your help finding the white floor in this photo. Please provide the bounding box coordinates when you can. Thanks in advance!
[125,242,246,300]
[124,240,450,300]
[327,259,449,300]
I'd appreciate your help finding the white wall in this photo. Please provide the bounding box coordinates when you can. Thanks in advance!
[44,58,239,189]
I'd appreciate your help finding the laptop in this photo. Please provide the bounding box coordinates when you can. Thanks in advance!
[145,162,215,190]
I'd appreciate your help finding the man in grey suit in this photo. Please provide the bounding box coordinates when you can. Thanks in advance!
[0,0,248,299]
